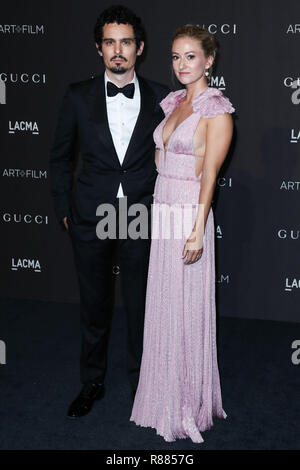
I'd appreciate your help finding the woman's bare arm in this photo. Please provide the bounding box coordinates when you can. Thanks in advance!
[182,113,233,264]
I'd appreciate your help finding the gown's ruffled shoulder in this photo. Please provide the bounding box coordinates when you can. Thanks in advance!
[192,87,235,117]
[159,87,235,118]
[159,89,186,115]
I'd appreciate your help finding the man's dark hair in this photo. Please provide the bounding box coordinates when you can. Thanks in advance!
[94,4,146,51]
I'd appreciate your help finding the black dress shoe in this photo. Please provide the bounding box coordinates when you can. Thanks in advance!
[67,382,105,418]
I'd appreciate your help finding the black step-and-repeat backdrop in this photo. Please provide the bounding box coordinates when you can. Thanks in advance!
[1,0,299,322]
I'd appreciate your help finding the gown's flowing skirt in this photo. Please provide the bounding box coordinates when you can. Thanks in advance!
[130,172,227,443]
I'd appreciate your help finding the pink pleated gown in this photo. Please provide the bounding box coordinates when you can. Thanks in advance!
[130,87,235,443]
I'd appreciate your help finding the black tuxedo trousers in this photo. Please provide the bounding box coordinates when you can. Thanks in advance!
[69,206,152,389]
[49,74,170,389]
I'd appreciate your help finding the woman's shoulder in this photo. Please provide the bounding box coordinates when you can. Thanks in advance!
[192,87,235,118]
[159,89,186,115]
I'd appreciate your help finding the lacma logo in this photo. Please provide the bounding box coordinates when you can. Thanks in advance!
[11,258,41,272]
[290,129,300,143]
[9,121,39,135]
[285,277,300,292]
[210,76,226,90]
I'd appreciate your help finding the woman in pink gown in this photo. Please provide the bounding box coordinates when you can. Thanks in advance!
[130,25,235,443]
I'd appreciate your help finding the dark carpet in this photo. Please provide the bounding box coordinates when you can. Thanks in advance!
[0,298,299,450]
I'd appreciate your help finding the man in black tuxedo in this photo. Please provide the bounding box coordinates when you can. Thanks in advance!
[49,5,169,418]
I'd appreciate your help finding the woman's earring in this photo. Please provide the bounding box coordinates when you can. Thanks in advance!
[205,67,212,84]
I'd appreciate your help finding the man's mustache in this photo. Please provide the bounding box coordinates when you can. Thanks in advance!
[111,55,127,62]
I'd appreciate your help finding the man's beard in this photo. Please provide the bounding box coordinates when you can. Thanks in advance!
[107,56,128,74]
[107,65,127,74]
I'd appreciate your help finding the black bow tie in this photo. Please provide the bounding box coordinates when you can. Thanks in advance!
[106,81,135,99]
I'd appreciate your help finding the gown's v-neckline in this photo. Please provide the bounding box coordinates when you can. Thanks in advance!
[162,112,194,157]
[162,86,210,156]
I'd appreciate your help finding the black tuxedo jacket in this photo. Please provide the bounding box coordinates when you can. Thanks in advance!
[49,73,170,238]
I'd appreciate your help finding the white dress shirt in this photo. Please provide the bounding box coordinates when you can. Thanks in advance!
[104,71,141,197]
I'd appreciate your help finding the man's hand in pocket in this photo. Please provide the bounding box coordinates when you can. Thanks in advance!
[63,216,69,230]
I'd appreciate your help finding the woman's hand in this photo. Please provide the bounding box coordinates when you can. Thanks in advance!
[182,230,203,265]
